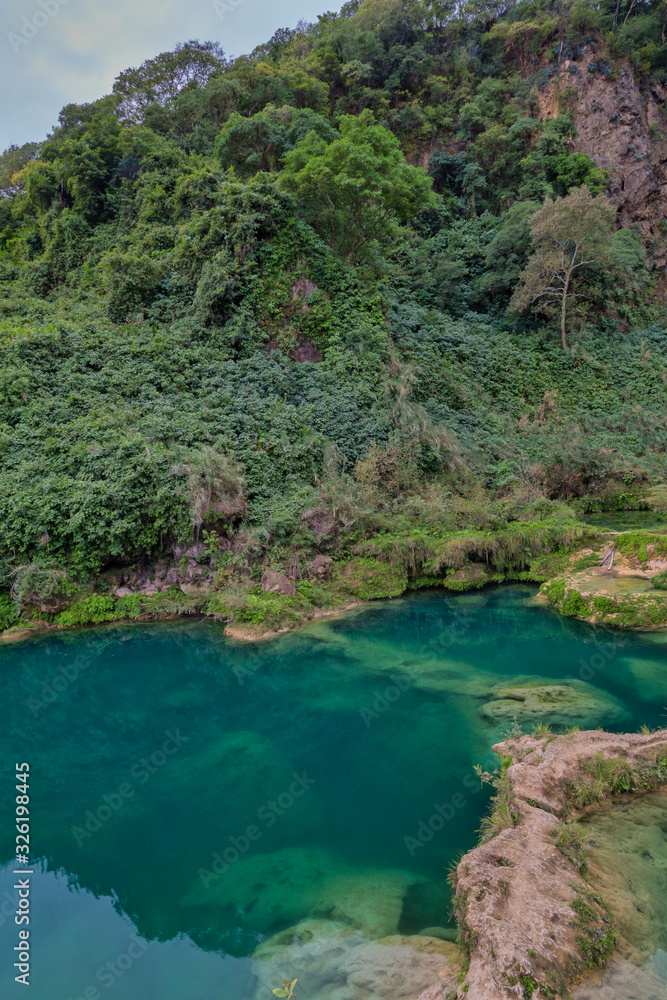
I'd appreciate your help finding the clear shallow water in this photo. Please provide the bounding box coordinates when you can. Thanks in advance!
[0,585,666,1000]
[576,791,667,999]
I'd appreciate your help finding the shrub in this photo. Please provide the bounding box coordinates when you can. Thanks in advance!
[0,592,19,631]
[55,595,117,627]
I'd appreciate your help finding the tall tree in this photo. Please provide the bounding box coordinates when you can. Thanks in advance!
[113,41,227,124]
[510,186,616,349]
[278,108,435,261]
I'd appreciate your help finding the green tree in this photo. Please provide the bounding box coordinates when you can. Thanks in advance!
[278,108,435,260]
[475,200,539,308]
[215,106,337,176]
[113,40,227,124]
[510,186,617,348]
[0,142,41,197]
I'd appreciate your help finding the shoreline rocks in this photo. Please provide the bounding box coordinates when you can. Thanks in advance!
[419,729,667,1000]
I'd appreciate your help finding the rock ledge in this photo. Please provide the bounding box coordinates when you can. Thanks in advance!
[419,729,667,1000]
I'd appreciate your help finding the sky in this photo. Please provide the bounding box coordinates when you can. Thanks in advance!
[1,0,332,151]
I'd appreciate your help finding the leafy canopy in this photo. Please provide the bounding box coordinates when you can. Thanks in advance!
[278,108,436,261]
[511,186,646,347]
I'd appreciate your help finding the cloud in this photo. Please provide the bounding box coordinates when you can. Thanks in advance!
[1,0,329,149]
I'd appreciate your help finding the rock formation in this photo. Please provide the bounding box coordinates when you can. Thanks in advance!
[419,729,667,1000]
[537,44,667,283]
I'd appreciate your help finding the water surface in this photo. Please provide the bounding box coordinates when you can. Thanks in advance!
[1,585,666,999]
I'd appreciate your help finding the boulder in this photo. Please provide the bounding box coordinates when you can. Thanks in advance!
[261,569,297,596]
[185,543,207,561]
[251,922,457,1000]
[113,587,134,599]
[481,682,627,729]
[311,554,334,580]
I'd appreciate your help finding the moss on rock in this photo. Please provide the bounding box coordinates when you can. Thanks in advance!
[337,558,408,600]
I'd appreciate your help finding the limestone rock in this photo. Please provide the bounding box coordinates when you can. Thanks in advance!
[312,869,423,938]
[251,919,365,998]
[185,543,208,561]
[536,46,667,282]
[419,926,458,942]
[311,554,334,580]
[422,729,667,1000]
[574,957,667,1000]
[251,922,458,1000]
[338,936,458,999]
[261,569,297,596]
[482,683,626,728]
[578,790,667,966]
[183,849,345,930]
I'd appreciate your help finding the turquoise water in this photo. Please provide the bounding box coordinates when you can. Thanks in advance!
[1,585,666,1000]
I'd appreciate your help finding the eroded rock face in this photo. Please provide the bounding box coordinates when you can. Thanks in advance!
[261,569,297,596]
[418,729,667,1000]
[537,47,667,282]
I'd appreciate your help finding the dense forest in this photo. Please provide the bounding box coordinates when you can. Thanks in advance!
[2,0,667,631]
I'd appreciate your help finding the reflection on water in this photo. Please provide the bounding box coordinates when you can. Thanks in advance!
[0,863,249,998]
[0,586,666,998]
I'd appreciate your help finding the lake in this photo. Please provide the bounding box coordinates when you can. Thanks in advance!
[1,585,666,1000]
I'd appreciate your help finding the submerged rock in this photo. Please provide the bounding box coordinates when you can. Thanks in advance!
[574,956,667,999]
[482,682,627,728]
[579,790,667,966]
[312,869,423,938]
[336,935,457,999]
[183,848,341,929]
[418,926,458,942]
[251,920,458,1000]
[185,846,423,939]
[251,919,365,997]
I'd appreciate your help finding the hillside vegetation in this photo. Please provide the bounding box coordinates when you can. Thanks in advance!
[1,0,667,630]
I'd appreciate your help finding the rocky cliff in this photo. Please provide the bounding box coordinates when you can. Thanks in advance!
[537,44,667,283]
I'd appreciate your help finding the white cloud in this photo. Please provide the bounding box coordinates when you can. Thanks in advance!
[1,0,328,149]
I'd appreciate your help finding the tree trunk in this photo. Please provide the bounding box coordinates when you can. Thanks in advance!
[561,278,569,350]
[613,0,622,30]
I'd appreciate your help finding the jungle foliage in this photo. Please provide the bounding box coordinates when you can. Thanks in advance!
[1,0,667,612]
